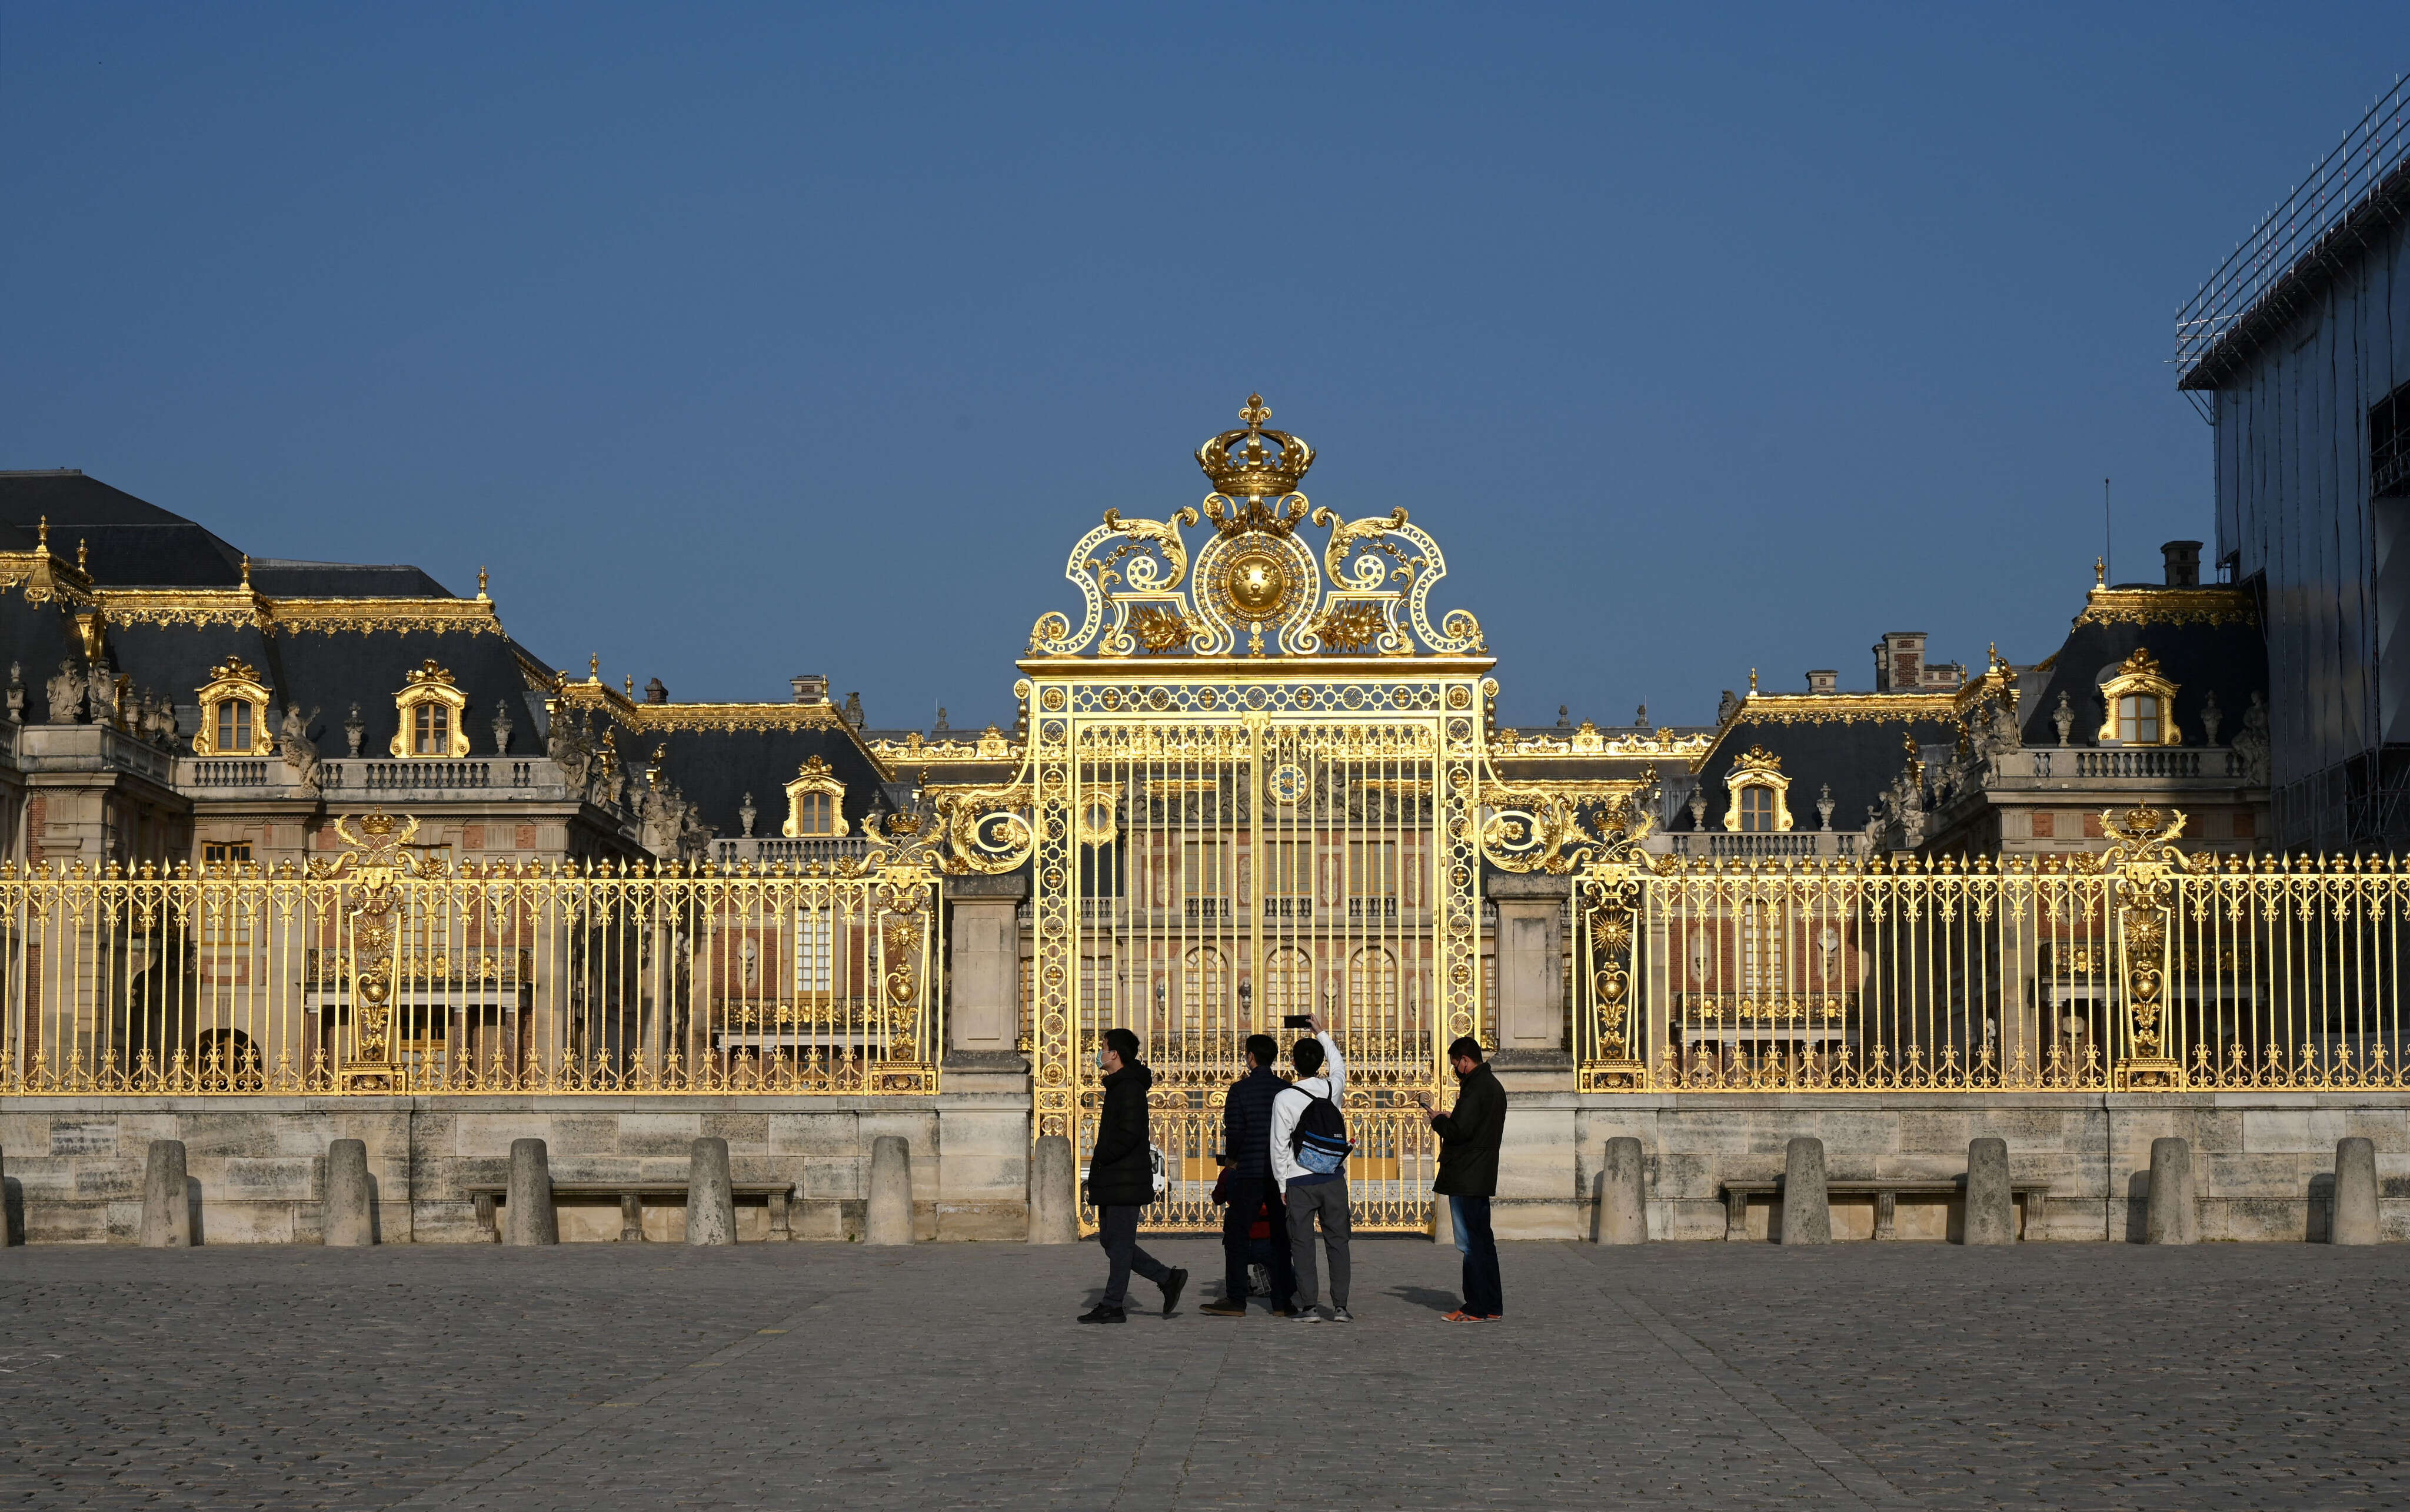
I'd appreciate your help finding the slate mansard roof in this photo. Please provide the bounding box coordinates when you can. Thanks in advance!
[0,470,560,754]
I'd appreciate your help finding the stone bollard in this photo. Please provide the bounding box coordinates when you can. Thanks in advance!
[687,1137,737,1246]
[505,1138,558,1247]
[866,1135,914,1245]
[322,1139,375,1247]
[1596,1137,1648,1244]
[1963,1137,2014,1245]
[140,1140,192,1248]
[2332,1136,2380,1245]
[1780,1136,1830,1245]
[2144,1136,2198,1244]
[1027,1134,1079,1245]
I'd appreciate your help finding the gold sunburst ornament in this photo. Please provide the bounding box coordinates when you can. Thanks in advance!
[1220,547,1294,620]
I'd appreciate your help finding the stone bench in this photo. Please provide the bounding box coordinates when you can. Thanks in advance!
[1720,1178,2048,1241]
[462,1182,797,1242]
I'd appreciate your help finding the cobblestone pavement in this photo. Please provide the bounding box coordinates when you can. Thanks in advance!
[4,1237,2407,1510]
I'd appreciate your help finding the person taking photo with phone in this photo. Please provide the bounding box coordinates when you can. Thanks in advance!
[1420,1035,1505,1321]
[1269,1013,1354,1324]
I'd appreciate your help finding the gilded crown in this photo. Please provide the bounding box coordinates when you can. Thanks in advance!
[1197,394,1314,499]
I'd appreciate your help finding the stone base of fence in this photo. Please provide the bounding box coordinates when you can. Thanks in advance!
[8,1090,2409,1244]
[0,1094,1032,1245]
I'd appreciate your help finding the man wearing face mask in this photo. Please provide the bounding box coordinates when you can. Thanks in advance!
[1080,1026,1187,1323]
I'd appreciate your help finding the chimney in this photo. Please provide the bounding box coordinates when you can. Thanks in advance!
[643,677,668,705]
[1872,632,1926,692]
[2161,540,2202,587]
[790,674,828,705]
[1806,670,1838,694]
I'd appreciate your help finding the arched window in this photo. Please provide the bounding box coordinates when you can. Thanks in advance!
[391,661,470,759]
[1346,946,1397,1028]
[1739,785,1777,833]
[1263,947,1314,1023]
[1181,945,1229,1033]
[2116,694,2162,744]
[783,757,848,838]
[1720,746,1793,832]
[192,659,272,757]
[2096,648,2182,747]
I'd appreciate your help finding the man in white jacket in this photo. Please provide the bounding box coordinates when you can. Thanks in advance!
[1269,1014,1352,1324]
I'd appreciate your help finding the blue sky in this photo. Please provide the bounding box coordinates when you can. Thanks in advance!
[3,4,2399,728]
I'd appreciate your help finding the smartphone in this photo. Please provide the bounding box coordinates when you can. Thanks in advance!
[1282,1015,1314,1029]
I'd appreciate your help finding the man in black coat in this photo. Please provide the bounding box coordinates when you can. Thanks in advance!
[1424,1035,1506,1321]
[1081,1027,1188,1323]
[1199,1033,1298,1317]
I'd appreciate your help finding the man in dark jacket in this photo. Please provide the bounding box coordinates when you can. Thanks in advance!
[1200,1033,1297,1317]
[1424,1035,1505,1321]
[1081,1027,1187,1323]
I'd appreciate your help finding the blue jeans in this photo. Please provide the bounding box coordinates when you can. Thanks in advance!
[1450,1195,1503,1317]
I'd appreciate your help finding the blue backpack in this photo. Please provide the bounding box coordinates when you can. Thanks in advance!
[1290,1085,1354,1175]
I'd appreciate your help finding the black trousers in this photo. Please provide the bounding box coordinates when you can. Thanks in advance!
[1453,1194,1504,1317]
[1096,1204,1171,1308]
[1220,1175,1294,1305]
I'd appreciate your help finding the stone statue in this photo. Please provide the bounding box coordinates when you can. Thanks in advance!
[1556,704,1571,729]
[548,710,594,791]
[1816,783,1835,831]
[344,703,365,757]
[1635,704,1647,728]
[2233,691,2271,785]
[5,662,21,724]
[842,690,864,728]
[492,699,514,755]
[933,706,950,731]
[45,660,84,724]
[278,705,322,791]
[1688,788,1709,831]
[738,792,758,837]
[1715,690,1739,724]
[2052,691,2075,747]
[2200,690,2223,747]
[84,667,120,727]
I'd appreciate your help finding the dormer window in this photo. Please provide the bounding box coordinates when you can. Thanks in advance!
[783,756,849,838]
[391,661,471,758]
[2115,694,2163,744]
[1722,745,1793,832]
[192,658,273,757]
[2096,648,2182,747]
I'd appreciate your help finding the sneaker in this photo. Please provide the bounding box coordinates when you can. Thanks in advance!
[1441,1309,1480,1323]
[1248,1264,1271,1296]
[1199,1297,1249,1318]
[1294,1307,1326,1323]
[1077,1304,1127,1324]
[1329,1305,1354,1324]
[1159,1267,1188,1317]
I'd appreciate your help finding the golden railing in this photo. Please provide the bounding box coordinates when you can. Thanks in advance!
[0,822,942,1096]
[1573,808,2410,1093]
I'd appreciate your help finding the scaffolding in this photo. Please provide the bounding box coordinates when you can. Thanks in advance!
[2175,74,2410,407]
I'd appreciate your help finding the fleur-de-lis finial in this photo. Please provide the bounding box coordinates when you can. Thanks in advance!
[1240,393,1270,430]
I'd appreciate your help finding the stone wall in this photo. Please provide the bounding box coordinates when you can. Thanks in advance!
[0,1093,1030,1245]
[1561,1092,2410,1243]
[8,1090,2409,1244]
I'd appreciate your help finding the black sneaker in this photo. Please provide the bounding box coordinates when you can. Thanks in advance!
[1159,1268,1189,1317]
[1077,1304,1127,1324]
[1199,1297,1249,1318]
